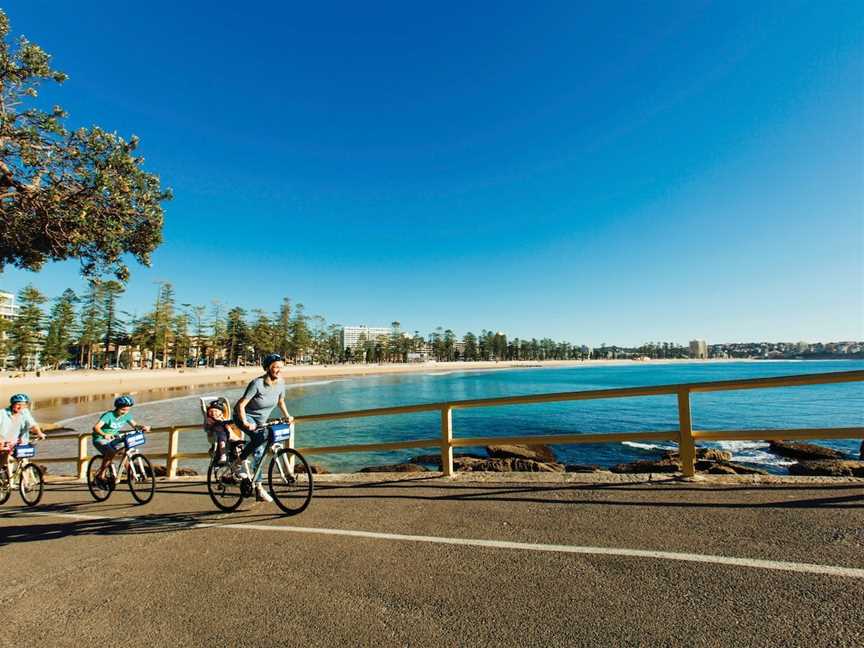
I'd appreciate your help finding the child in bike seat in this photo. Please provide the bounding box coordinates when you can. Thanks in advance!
[201,397,241,465]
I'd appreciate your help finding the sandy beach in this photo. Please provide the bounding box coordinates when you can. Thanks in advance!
[0,358,750,405]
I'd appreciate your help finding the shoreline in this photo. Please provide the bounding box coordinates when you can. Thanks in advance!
[0,358,759,405]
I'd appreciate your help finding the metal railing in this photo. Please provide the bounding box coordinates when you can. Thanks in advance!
[38,369,864,481]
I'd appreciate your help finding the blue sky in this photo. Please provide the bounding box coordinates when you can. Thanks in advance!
[1,1,862,345]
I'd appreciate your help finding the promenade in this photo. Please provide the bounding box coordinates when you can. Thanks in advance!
[2,475,862,647]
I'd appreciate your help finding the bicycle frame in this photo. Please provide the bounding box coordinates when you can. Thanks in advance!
[104,446,146,482]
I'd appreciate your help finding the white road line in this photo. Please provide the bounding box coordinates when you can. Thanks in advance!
[14,510,864,579]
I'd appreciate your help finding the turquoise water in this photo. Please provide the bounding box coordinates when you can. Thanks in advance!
[59,360,863,474]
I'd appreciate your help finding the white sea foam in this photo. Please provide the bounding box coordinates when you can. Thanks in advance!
[621,441,676,452]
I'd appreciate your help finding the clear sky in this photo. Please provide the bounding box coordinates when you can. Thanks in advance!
[1,1,862,345]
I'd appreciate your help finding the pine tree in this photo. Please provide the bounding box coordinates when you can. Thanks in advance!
[43,288,78,368]
[10,284,46,369]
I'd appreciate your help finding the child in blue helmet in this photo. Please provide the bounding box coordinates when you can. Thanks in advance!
[92,395,150,481]
[0,393,45,474]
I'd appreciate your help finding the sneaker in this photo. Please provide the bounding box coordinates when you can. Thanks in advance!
[255,484,273,503]
[217,454,227,466]
[232,463,249,481]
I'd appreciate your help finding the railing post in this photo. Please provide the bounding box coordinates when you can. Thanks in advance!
[77,434,89,482]
[167,427,179,479]
[440,405,454,476]
[677,388,696,477]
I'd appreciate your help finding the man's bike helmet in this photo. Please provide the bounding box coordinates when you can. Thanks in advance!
[9,393,29,405]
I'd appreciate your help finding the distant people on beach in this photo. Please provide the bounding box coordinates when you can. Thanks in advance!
[232,353,293,502]
[0,393,45,473]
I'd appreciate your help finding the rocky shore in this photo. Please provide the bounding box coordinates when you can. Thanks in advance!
[357,440,864,477]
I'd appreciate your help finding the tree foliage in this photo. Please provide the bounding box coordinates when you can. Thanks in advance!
[0,10,171,281]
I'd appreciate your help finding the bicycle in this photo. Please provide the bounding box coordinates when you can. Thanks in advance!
[0,442,44,507]
[86,427,156,505]
[207,418,313,515]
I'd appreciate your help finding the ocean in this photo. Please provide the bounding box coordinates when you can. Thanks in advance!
[56,360,864,474]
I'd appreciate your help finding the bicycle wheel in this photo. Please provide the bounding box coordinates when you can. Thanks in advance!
[207,461,244,512]
[86,455,115,502]
[19,463,44,507]
[0,467,11,505]
[127,454,155,505]
[268,448,313,515]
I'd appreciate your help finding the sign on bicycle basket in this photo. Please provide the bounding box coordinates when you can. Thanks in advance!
[270,422,292,443]
[124,431,146,449]
[13,444,36,459]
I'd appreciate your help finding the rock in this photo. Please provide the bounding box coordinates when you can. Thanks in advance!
[486,444,557,463]
[357,463,427,473]
[408,452,486,466]
[664,448,732,463]
[150,464,168,477]
[707,464,738,475]
[768,441,846,461]
[308,464,329,475]
[611,458,681,474]
[787,460,864,477]
[455,457,564,472]
[718,462,769,475]
[176,467,198,477]
[565,464,604,473]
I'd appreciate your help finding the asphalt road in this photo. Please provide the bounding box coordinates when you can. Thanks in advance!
[2,476,862,647]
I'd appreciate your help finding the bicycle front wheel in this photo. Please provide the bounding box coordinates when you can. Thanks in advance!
[268,448,313,515]
[0,468,11,505]
[19,463,44,507]
[127,454,155,505]
[87,455,114,502]
[207,461,244,512]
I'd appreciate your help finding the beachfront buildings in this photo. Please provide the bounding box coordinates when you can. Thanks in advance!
[341,325,392,350]
[0,290,17,368]
[689,339,708,359]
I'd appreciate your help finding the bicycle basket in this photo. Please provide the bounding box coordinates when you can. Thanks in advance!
[269,422,293,443]
[12,444,36,459]
[124,431,146,449]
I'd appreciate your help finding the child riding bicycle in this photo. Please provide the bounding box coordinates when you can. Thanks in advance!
[92,395,150,482]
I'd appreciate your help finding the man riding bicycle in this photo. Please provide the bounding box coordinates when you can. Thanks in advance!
[233,353,293,502]
[0,394,45,473]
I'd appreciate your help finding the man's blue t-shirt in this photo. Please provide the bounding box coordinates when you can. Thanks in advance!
[0,407,37,444]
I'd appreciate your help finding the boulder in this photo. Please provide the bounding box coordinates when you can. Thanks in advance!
[455,457,565,472]
[664,448,732,463]
[308,464,329,475]
[706,464,738,475]
[565,464,604,473]
[768,441,845,461]
[787,460,864,477]
[716,462,769,475]
[357,463,427,473]
[408,452,486,466]
[611,458,681,474]
[486,444,557,463]
[176,467,198,477]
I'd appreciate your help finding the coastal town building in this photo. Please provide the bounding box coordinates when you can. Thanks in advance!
[0,290,18,369]
[689,339,708,359]
[341,325,392,350]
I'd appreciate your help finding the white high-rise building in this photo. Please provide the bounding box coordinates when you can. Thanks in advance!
[689,339,708,359]
[0,290,17,320]
[341,325,393,350]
